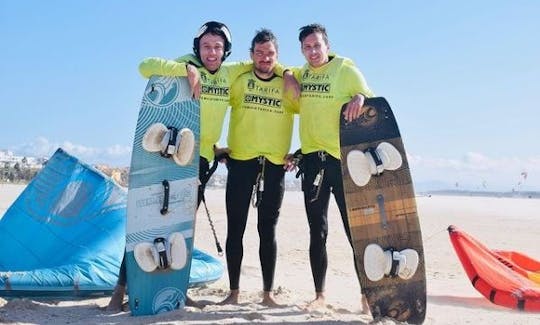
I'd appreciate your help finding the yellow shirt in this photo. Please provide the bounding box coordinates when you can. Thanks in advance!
[139,54,252,161]
[228,71,298,165]
[291,54,374,159]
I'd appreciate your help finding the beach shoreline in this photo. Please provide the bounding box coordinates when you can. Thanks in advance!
[1,185,540,324]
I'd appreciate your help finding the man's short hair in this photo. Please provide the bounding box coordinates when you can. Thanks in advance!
[298,23,328,45]
[250,28,278,53]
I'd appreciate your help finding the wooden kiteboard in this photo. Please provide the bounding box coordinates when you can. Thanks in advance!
[340,97,426,324]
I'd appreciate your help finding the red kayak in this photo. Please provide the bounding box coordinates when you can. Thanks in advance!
[448,225,540,311]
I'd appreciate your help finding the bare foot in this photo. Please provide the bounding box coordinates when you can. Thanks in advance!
[186,296,205,309]
[218,290,239,305]
[261,291,283,307]
[304,292,326,310]
[106,285,126,312]
[360,294,371,315]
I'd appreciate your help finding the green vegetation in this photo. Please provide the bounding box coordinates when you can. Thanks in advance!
[1,161,41,184]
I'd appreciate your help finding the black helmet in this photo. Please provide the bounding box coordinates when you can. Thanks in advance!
[193,21,232,62]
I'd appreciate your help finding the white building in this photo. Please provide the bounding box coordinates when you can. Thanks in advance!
[0,150,46,169]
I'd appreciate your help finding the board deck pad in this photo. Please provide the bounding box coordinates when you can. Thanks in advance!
[340,97,426,323]
[126,76,199,316]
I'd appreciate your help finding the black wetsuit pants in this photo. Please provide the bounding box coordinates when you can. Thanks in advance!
[301,152,357,293]
[116,157,211,287]
[225,157,285,292]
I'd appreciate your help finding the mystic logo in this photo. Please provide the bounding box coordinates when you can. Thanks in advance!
[201,85,229,96]
[144,77,179,107]
[301,83,330,93]
[244,94,281,107]
[356,105,378,127]
[344,104,378,129]
[152,287,186,314]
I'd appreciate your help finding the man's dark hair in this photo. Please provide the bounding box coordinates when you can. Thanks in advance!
[298,23,328,45]
[250,28,278,53]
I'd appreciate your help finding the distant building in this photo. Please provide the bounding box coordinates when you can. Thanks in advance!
[0,149,46,169]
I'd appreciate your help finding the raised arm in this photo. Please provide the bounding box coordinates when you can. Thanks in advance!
[138,57,188,78]
[139,56,204,98]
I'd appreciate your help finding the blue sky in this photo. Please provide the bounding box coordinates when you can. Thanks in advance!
[1,1,539,191]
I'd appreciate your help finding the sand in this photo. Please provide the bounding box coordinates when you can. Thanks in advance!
[1,183,539,324]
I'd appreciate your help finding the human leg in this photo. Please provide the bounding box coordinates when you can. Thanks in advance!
[302,153,332,307]
[220,158,258,304]
[330,157,370,314]
[257,161,285,306]
[106,253,127,311]
[304,190,331,308]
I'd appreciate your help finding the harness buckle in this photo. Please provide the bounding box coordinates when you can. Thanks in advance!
[252,156,266,208]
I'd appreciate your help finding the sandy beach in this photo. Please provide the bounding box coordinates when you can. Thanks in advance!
[1,183,540,324]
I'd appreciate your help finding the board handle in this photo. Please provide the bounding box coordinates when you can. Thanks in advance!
[160,180,170,215]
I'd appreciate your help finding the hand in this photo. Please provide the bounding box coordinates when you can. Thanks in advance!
[283,153,297,172]
[283,70,300,100]
[187,64,201,99]
[213,146,230,163]
[343,94,366,122]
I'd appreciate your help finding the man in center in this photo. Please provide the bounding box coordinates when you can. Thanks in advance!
[221,28,297,306]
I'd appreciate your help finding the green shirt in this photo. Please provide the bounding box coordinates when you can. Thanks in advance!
[228,71,298,165]
[139,54,252,161]
[291,54,374,159]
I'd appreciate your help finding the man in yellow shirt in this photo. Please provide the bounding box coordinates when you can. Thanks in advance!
[286,23,374,312]
[220,29,297,307]
[107,21,248,311]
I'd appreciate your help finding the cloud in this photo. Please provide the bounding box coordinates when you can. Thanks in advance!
[61,141,100,157]
[12,137,131,166]
[105,144,132,156]
[15,136,56,157]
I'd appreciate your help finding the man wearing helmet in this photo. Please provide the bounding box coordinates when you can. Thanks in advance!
[106,21,253,312]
